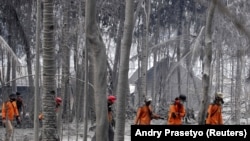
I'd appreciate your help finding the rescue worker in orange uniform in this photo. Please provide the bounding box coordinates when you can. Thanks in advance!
[205,92,224,125]
[2,93,21,141]
[134,96,161,125]
[167,94,186,125]
[92,95,116,141]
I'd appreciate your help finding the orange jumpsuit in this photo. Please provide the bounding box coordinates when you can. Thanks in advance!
[2,100,19,121]
[167,102,185,125]
[2,100,20,141]
[134,105,160,125]
[206,104,223,125]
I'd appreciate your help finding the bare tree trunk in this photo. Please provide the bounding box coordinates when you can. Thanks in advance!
[140,0,150,101]
[6,56,11,86]
[61,0,71,136]
[6,2,16,93]
[85,1,108,141]
[34,0,41,140]
[83,1,89,138]
[152,52,157,109]
[83,34,89,141]
[215,33,222,93]
[198,0,216,125]
[114,0,134,141]
[75,0,84,140]
[89,59,95,125]
[151,1,162,111]
[111,13,124,95]
[176,0,184,95]
[183,18,192,108]
[235,49,243,124]
[230,58,235,121]
[11,59,16,92]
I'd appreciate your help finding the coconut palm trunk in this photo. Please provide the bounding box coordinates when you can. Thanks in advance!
[41,0,58,140]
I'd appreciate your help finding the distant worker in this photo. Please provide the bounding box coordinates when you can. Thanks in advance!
[92,95,116,141]
[107,95,116,141]
[38,96,62,121]
[107,95,116,126]
[16,92,25,128]
[2,93,21,141]
[167,94,186,125]
[134,96,162,125]
[205,92,224,125]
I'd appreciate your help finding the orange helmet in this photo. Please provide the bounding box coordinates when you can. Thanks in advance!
[108,95,116,103]
[56,97,62,104]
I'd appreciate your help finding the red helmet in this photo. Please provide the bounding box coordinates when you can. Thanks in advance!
[108,95,116,103]
[56,97,62,104]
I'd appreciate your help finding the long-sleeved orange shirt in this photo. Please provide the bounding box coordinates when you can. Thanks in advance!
[206,104,223,125]
[167,103,185,125]
[2,100,19,121]
[134,105,159,125]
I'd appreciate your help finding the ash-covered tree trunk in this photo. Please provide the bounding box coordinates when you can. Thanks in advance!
[34,0,41,140]
[176,0,184,95]
[41,0,58,140]
[85,0,108,141]
[198,0,216,125]
[111,3,125,95]
[235,49,243,124]
[58,0,71,139]
[61,0,71,131]
[114,0,134,141]
[140,0,150,102]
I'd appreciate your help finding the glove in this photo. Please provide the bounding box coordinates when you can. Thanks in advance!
[171,113,177,118]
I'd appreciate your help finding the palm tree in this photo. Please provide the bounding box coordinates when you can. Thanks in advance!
[41,0,58,140]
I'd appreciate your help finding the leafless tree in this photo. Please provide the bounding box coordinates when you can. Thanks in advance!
[114,0,134,141]
[85,0,108,141]
[198,0,216,125]
[34,0,42,140]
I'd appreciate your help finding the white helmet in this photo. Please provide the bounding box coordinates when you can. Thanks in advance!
[145,96,152,102]
[215,92,223,99]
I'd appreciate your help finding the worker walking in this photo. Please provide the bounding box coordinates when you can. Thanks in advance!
[2,93,21,141]
[205,92,224,125]
[134,96,161,125]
